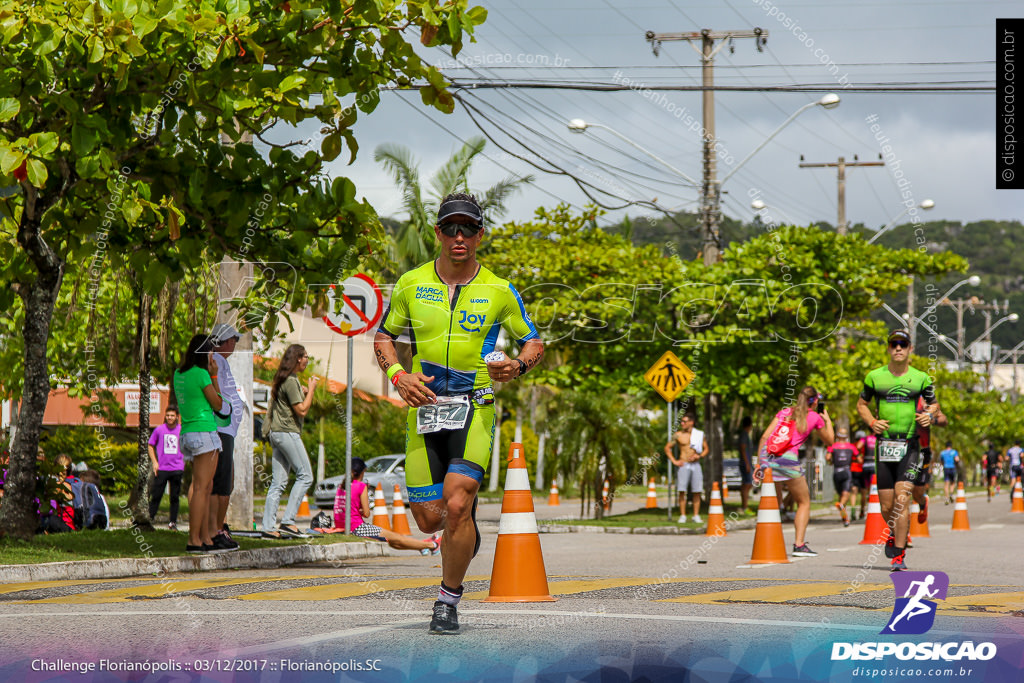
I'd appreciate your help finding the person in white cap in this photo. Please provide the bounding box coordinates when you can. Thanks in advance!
[208,322,242,550]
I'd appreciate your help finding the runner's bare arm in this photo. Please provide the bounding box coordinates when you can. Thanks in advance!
[373,332,436,407]
[857,396,889,434]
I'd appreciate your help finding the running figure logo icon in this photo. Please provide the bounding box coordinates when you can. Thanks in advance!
[882,571,949,635]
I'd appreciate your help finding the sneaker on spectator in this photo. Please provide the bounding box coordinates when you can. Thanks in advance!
[691,515,703,524]
[677,515,687,524]
[168,522,178,531]
[212,532,239,551]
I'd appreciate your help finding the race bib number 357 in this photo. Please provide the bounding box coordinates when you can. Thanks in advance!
[416,396,470,434]
[877,439,909,463]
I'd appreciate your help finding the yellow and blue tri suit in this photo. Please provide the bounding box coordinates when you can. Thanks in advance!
[378,262,539,502]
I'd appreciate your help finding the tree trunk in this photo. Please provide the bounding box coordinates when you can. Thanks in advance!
[593,470,604,520]
[127,283,154,529]
[0,220,64,539]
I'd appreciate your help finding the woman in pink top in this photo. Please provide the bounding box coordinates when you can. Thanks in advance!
[334,458,440,554]
[757,386,835,557]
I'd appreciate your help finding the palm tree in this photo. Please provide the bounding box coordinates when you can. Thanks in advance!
[374,136,534,275]
[548,391,659,519]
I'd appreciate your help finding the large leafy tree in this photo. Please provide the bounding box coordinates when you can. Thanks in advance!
[374,135,533,276]
[0,0,486,538]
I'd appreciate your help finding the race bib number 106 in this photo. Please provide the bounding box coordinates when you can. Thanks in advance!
[877,439,909,463]
[416,396,471,434]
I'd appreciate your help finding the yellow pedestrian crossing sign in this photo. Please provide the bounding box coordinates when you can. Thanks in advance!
[644,350,694,402]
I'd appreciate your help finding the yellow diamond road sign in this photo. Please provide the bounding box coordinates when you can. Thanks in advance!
[644,350,695,402]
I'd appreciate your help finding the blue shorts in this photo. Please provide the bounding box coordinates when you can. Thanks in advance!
[943,468,957,483]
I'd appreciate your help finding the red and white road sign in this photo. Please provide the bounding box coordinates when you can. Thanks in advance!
[323,273,383,337]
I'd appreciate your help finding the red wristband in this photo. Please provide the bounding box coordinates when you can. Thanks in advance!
[390,370,408,387]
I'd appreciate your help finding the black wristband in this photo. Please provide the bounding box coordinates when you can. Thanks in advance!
[514,358,527,378]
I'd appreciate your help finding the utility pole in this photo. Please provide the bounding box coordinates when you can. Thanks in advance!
[798,155,886,235]
[646,28,767,265]
[799,154,885,432]
[939,298,1003,367]
[646,27,767,496]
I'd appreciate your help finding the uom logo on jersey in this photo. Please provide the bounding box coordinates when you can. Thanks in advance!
[882,571,949,635]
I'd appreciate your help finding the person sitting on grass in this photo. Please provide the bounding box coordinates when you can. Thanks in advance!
[334,458,440,555]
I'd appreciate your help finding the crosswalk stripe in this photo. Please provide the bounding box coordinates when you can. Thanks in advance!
[461,577,753,601]
[934,591,1024,617]
[235,576,486,601]
[660,582,890,604]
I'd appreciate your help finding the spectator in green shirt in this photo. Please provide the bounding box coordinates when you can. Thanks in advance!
[172,334,229,554]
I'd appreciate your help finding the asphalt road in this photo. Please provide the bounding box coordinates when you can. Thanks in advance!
[0,491,1021,682]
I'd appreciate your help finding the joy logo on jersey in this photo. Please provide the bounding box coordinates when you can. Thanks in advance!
[883,571,949,635]
[458,310,487,332]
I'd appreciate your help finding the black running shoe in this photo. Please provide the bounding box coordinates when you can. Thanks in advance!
[890,552,907,572]
[212,532,239,551]
[472,495,480,558]
[429,600,459,634]
[884,535,897,558]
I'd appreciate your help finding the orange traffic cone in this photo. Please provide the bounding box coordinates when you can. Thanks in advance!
[909,497,931,538]
[1011,477,1024,513]
[722,483,729,500]
[391,484,412,535]
[859,475,889,545]
[951,481,971,530]
[705,482,726,537]
[371,484,391,531]
[548,483,560,507]
[749,469,790,564]
[483,442,556,602]
[645,478,658,509]
[297,495,311,517]
[602,479,610,511]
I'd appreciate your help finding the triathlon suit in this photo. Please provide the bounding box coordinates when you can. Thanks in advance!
[1008,445,1023,480]
[855,434,877,489]
[860,366,936,490]
[984,448,1000,481]
[914,396,932,487]
[378,261,539,503]
[828,441,857,494]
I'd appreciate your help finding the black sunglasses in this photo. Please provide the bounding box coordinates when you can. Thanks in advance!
[439,222,482,238]
[889,339,910,349]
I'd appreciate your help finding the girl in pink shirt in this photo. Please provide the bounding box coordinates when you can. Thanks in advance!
[757,386,835,558]
[334,458,440,554]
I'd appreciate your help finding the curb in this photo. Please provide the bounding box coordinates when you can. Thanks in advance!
[0,541,398,583]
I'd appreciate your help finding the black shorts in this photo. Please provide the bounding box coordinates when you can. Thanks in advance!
[986,469,999,480]
[914,449,932,487]
[876,439,923,490]
[211,432,235,496]
[833,470,852,494]
[855,466,876,490]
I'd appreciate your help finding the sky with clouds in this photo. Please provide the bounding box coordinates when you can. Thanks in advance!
[270,0,1021,233]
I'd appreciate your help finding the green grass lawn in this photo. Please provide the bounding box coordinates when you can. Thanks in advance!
[0,528,364,566]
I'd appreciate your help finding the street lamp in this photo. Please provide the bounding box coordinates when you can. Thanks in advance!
[912,275,982,330]
[867,199,936,244]
[719,93,840,187]
[567,119,700,187]
[569,93,839,265]
[750,198,796,225]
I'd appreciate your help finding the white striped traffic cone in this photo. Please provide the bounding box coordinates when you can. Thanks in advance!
[749,468,790,564]
[391,484,412,535]
[483,442,556,602]
[951,481,970,530]
[705,482,726,537]
[859,475,889,545]
[602,479,610,511]
[645,477,658,509]
[1011,477,1024,513]
[371,484,391,531]
[548,483,560,507]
